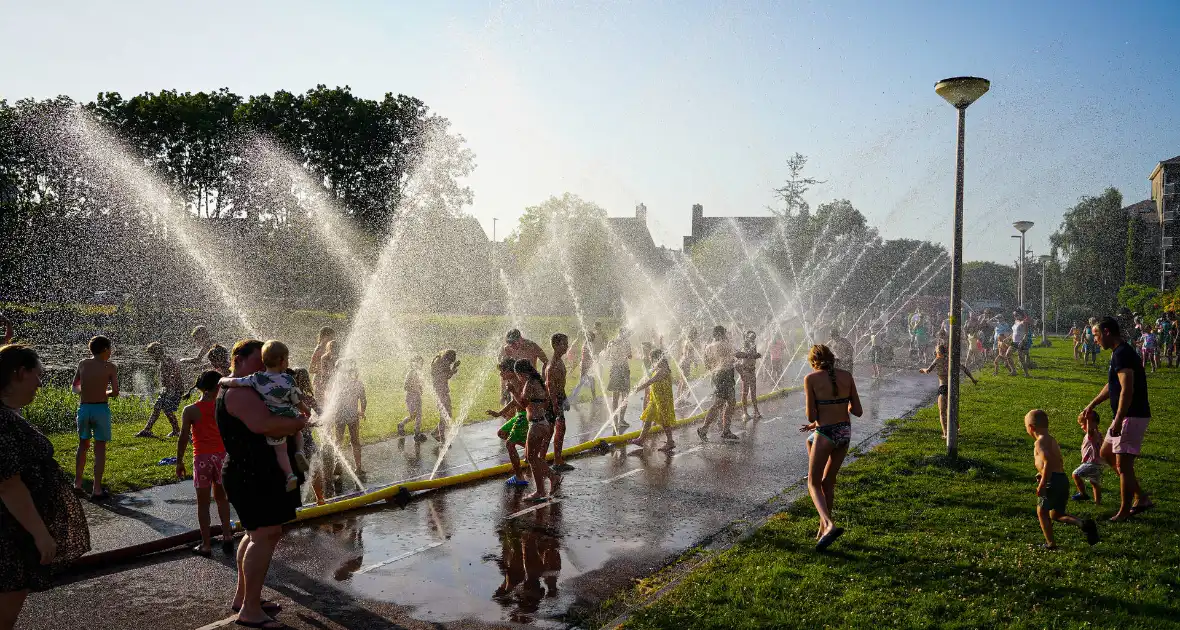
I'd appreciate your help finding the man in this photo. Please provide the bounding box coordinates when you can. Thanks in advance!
[1080,317,1155,522]
[500,329,548,403]
[218,340,307,629]
[1011,310,1031,377]
[827,327,854,373]
[697,326,740,441]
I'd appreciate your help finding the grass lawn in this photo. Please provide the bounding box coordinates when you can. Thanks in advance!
[623,342,1180,629]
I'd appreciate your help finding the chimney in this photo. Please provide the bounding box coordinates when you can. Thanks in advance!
[692,203,703,221]
[636,202,647,223]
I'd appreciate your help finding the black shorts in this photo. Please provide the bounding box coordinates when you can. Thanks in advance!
[222,464,298,530]
[937,384,948,397]
[608,364,631,393]
[712,369,736,402]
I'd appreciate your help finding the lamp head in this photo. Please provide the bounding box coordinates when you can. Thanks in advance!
[1013,221,1034,233]
[935,77,990,109]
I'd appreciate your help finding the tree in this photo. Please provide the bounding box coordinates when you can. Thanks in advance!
[771,153,823,219]
[1049,188,1127,314]
[962,261,1017,307]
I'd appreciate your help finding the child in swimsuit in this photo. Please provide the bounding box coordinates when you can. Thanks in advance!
[920,343,977,440]
[630,348,677,452]
[1141,326,1159,372]
[1025,409,1099,549]
[397,356,426,441]
[490,359,529,487]
[219,340,311,491]
[1071,409,1104,504]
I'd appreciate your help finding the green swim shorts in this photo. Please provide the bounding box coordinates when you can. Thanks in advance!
[499,412,528,445]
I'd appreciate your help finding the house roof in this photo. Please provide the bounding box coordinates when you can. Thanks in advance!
[1149,156,1180,180]
[1124,199,1156,218]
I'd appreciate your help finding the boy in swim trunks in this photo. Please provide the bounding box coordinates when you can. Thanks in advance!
[1024,409,1099,549]
[138,341,186,437]
[698,326,740,441]
[547,334,574,472]
[920,343,977,440]
[397,355,426,441]
[73,335,119,501]
[218,340,311,491]
[490,359,529,486]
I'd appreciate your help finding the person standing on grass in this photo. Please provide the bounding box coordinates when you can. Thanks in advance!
[218,339,306,629]
[1071,409,1105,504]
[137,342,185,437]
[920,343,978,440]
[1081,316,1155,522]
[799,344,862,551]
[1024,409,1100,550]
[0,344,91,630]
[72,335,119,502]
[1011,310,1031,377]
[176,370,234,557]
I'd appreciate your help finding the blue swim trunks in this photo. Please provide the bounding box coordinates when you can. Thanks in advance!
[77,402,112,442]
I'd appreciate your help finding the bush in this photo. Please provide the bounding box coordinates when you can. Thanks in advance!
[22,385,162,435]
[1117,283,1162,321]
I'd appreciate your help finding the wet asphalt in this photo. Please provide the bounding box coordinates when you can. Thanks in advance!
[21,367,935,630]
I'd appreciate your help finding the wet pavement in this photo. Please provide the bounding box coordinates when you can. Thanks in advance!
[24,367,935,629]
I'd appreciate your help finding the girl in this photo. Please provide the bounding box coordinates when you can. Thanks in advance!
[630,348,677,452]
[333,361,367,480]
[398,356,426,441]
[514,359,561,502]
[921,344,978,440]
[1066,322,1083,362]
[290,368,325,505]
[309,327,336,396]
[175,370,234,556]
[430,349,460,442]
[1142,325,1159,372]
[736,331,763,420]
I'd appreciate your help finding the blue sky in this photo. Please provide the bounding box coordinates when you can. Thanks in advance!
[3,0,1179,262]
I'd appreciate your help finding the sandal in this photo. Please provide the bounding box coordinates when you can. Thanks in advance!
[1129,502,1155,515]
[191,545,212,558]
[815,527,845,551]
[232,600,283,615]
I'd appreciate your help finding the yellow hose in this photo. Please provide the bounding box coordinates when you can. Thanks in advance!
[293,385,799,522]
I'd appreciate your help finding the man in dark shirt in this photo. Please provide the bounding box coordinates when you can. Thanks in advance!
[1081,316,1154,522]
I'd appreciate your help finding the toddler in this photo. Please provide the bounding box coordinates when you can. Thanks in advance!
[219,340,310,490]
[397,356,426,441]
[1071,410,1105,504]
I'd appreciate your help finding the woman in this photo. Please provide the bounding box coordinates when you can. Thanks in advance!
[514,359,560,502]
[799,344,862,551]
[0,345,91,630]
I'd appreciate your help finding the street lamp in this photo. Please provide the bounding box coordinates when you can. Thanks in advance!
[1039,254,1051,345]
[936,75,989,459]
[1013,221,1034,308]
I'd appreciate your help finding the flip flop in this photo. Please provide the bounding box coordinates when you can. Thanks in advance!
[525,495,550,503]
[191,545,212,558]
[1129,503,1155,515]
[815,527,845,551]
[233,620,288,629]
[232,600,283,615]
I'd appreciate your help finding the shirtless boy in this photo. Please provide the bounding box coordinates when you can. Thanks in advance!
[1025,409,1099,549]
[500,329,548,404]
[73,335,119,501]
[697,326,739,441]
[137,342,185,437]
[547,334,574,472]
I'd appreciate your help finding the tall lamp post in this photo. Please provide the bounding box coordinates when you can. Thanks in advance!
[936,76,990,459]
[1039,254,1051,345]
[1013,221,1034,308]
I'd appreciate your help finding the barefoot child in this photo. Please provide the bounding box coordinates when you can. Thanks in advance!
[1024,409,1099,549]
[218,340,310,491]
[630,348,677,452]
[138,342,185,437]
[397,356,426,441]
[430,349,460,441]
[547,334,574,472]
[489,359,529,486]
[309,326,336,395]
[73,335,119,501]
[736,331,763,420]
[1071,410,1105,504]
[175,370,233,555]
[920,343,978,440]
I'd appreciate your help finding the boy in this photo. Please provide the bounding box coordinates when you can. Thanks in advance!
[547,333,574,472]
[397,355,426,441]
[920,343,978,440]
[1025,409,1099,549]
[218,340,310,491]
[73,335,119,501]
[137,342,185,438]
[490,359,529,486]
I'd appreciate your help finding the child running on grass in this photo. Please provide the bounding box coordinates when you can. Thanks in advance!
[489,358,529,487]
[218,340,311,491]
[73,335,119,502]
[1067,323,1083,362]
[397,356,426,441]
[1024,409,1099,549]
[175,370,233,556]
[920,343,978,440]
[1141,325,1159,372]
[1071,409,1105,504]
[137,342,185,437]
[629,348,677,452]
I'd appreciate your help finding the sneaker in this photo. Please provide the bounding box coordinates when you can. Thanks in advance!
[696,427,708,441]
[505,475,530,487]
[721,431,740,441]
[293,451,309,473]
[1071,491,1090,502]
[1081,518,1100,545]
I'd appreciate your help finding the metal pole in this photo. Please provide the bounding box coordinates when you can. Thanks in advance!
[1018,231,1025,308]
[947,105,967,459]
[1041,260,1047,342]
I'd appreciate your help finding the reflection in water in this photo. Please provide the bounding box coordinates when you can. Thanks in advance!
[491,496,563,624]
[331,517,365,581]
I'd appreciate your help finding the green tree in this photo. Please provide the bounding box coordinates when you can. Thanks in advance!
[1049,187,1127,314]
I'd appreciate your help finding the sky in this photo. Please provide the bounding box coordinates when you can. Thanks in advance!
[3,0,1179,263]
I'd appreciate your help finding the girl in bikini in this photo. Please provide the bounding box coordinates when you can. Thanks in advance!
[920,343,978,440]
[514,359,561,502]
[799,344,863,551]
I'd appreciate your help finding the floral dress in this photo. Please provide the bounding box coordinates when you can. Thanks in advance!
[0,405,91,591]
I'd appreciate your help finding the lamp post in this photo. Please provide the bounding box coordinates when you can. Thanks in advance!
[1039,254,1051,345]
[936,76,990,459]
[1013,221,1034,308]
[492,217,498,243]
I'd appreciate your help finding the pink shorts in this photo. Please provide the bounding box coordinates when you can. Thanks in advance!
[193,451,227,489]
[1107,417,1150,456]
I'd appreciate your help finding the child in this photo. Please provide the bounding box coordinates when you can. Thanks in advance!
[920,343,978,440]
[630,348,677,452]
[490,358,529,486]
[397,356,426,441]
[73,335,119,501]
[175,370,233,555]
[137,342,185,437]
[736,331,763,420]
[309,326,336,396]
[1024,409,1099,549]
[290,367,325,505]
[333,360,367,478]
[768,332,786,382]
[568,332,597,404]
[430,349,460,441]
[1142,325,1159,372]
[869,330,883,378]
[1071,409,1105,504]
[218,340,310,491]
[1066,323,1083,362]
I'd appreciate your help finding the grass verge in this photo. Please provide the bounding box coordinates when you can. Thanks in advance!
[622,343,1180,629]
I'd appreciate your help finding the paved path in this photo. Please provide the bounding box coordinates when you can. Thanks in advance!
[24,368,935,629]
